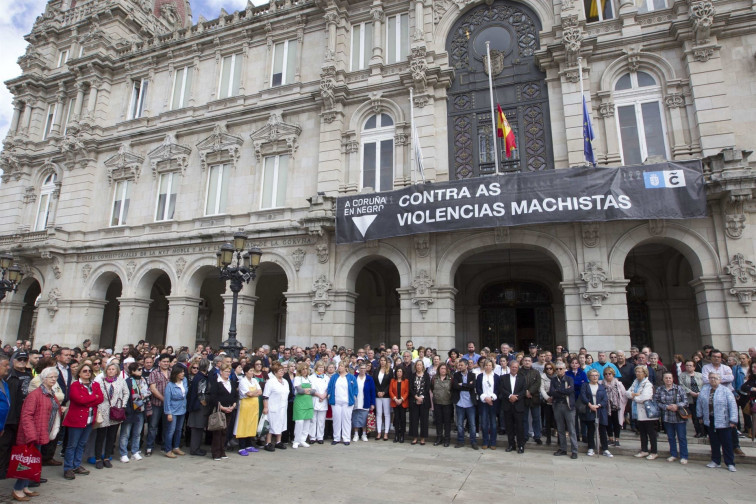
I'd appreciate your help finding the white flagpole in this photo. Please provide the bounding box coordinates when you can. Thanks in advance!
[578,56,585,101]
[486,41,499,173]
[410,88,415,185]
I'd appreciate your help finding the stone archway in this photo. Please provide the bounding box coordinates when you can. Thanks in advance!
[354,258,401,350]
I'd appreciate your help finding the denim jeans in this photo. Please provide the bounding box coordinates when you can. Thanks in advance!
[455,405,476,445]
[664,421,688,459]
[64,424,93,471]
[146,407,163,451]
[119,413,145,457]
[163,414,185,452]
[479,402,497,446]
[524,404,542,440]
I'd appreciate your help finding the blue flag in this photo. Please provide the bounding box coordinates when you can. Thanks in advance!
[583,95,596,166]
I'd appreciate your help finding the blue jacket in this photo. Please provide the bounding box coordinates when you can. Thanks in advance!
[587,362,622,379]
[163,378,188,416]
[355,375,376,410]
[327,373,358,406]
[579,382,609,425]
[0,380,10,431]
[566,369,587,400]
[696,384,738,429]
[733,365,746,396]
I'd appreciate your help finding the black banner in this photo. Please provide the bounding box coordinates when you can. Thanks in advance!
[335,161,707,244]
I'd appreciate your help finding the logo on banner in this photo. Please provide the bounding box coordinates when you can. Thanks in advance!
[352,215,377,238]
[643,170,686,189]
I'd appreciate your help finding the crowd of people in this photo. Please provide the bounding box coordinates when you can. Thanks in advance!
[0,337,753,500]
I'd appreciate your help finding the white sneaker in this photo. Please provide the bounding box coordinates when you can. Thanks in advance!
[361,434,368,442]
[131,452,143,461]
[727,465,737,472]
[353,433,359,442]
[291,443,299,449]
[680,459,688,465]
[706,461,721,468]
[666,456,677,462]
[587,449,595,456]
[603,450,613,458]
[300,441,310,448]
[120,455,129,463]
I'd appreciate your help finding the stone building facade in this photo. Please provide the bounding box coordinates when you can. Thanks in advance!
[1,0,755,358]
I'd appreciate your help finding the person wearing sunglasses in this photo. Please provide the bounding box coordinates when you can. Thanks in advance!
[91,359,103,379]
[62,364,104,480]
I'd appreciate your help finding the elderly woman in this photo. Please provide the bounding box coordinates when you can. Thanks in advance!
[62,363,104,480]
[679,359,705,438]
[262,362,290,451]
[580,369,612,457]
[655,371,689,464]
[162,364,188,458]
[235,363,262,455]
[602,367,627,447]
[93,362,129,469]
[13,368,62,501]
[327,361,358,445]
[351,362,376,442]
[626,365,658,460]
[208,364,238,460]
[431,363,453,446]
[697,372,739,472]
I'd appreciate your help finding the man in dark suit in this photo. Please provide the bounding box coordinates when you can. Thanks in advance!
[500,360,526,453]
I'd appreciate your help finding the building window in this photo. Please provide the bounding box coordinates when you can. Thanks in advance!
[34,173,57,231]
[128,79,148,120]
[42,103,57,140]
[61,99,75,135]
[57,49,69,67]
[218,55,241,99]
[584,0,617,22]
[171,66,193,109]
[386,13,409,64]
[271,39,298,87]
[614,71,669,165]
[110,180,131,227]
[261,155,289,209]
[205,164,230,216]
[155,172,178,221]
[361,113,395,192]
[636,0,666,13]
[350,22,373,70]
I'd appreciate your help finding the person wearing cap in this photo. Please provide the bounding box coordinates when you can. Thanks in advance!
[527,343,539,361]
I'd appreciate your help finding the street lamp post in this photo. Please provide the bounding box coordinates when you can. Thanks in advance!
[217,234,262,359]
[0,254,23,302]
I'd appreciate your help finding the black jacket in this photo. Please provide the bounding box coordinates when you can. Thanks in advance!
[549,374,575,410]
[372,368,393,394]
[208,376,238,411]
[522,367,541,407]
[451,371,478,406]
[5,368,32,425]
[499,373,527,413]
[187,372,209,414]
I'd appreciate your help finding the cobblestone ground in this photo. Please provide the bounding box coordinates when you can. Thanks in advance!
[1,432,753,503]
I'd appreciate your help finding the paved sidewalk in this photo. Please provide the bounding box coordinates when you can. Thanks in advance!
[0,435,751,503]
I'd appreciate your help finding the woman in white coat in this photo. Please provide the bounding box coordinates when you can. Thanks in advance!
[625,365,658,459]
[262,362,291,452]
[309,360,329,444]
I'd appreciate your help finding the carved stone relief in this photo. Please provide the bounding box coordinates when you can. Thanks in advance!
[580,262,609,315]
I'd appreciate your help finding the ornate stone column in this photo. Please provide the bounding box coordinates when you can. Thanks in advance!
[73,82,86,123]
[8,101,23,136]
[50,88,66,137]
[370,3,384,66]
[85,80,100,121]
[322,290,358,350]
[164,296,202,350]
[284,292,312,348]
[0,300,25,342]
[664,93,689,157]
[115,297,152,351]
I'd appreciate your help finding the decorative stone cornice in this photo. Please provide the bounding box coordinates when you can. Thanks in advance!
[703,148,756,240]
[250,112,302,161]
[196,123,243,171]
[724,253,756,312]
[411,270,434,319]
[104,142,144,185]
[580,262,609,315]
[311,274,332,319]
[148,134,192,177]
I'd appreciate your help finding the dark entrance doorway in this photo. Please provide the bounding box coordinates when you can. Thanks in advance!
[479,282,553,351]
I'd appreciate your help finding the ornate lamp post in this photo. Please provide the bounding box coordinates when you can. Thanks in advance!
[0,254,23,302]
[217,234,262,358]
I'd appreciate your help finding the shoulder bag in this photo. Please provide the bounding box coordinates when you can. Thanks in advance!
[207,403,227,431]
[107,383,126,422]
[675,388,692,420]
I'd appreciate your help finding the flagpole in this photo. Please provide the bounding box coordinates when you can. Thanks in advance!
[410,88,416,185]
[486,41,499,173]
[578,56,585,99]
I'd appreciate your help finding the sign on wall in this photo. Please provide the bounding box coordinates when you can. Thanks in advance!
[335,161,707,244]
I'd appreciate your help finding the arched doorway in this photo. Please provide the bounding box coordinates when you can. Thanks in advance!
[479,281,553,351]
[252,263,288,349]
[624,244,700,360]
[98,277,122,350]
[354,258,400,350]
[145,273,171,345]
[446,0,552,177]
[17,280,41,343]
[455,248,563,352]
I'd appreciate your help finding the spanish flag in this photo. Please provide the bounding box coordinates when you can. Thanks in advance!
[496,104,516,158]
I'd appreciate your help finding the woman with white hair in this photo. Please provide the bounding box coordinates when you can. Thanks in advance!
[697,372,739,472]
[93,362,129,469]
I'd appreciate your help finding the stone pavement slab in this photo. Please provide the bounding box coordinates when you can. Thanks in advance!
[0,438,751,503]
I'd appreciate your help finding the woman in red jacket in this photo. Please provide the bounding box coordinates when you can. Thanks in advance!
[389,367,409,443]
[12,367,62,501]
[61,363,104,480]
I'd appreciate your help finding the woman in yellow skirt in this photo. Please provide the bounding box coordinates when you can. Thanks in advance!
[234,363,262,455]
